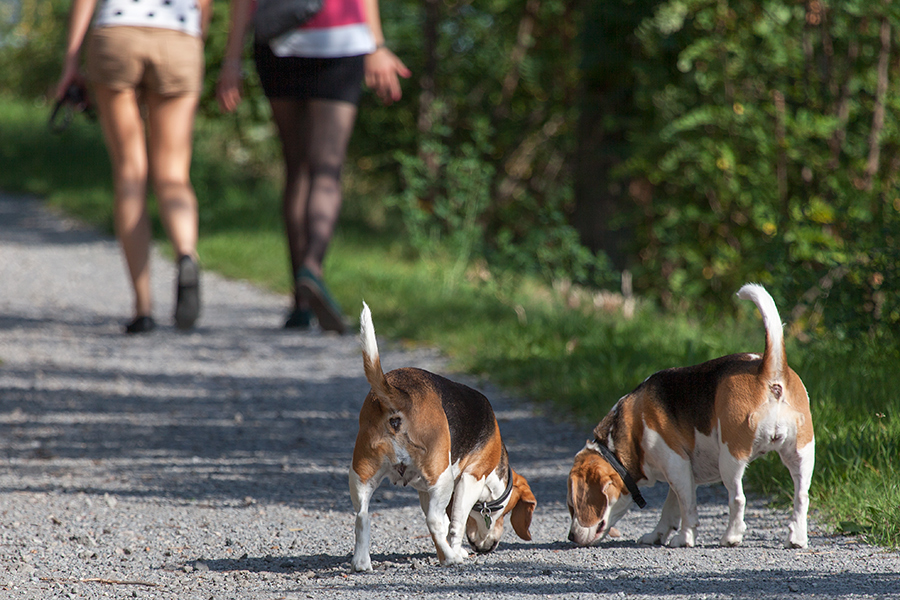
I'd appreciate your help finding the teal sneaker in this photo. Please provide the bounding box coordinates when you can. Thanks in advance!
[296,267,346,334]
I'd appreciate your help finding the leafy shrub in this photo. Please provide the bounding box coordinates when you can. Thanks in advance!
[611,0,900,337]
[380,0,613,290]
[0,0,69,98]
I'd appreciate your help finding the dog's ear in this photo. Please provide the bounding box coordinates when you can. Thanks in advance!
[567,453,611,529]
[509,470,536,541]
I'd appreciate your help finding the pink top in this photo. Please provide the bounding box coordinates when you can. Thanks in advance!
[303,0,366,29]
[269,0,375,58]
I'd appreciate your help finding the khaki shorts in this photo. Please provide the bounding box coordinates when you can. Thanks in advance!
[86,26,204,96]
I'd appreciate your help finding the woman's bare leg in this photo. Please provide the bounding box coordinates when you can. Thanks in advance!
[93,84,152,320]
[144,91,199,261]
[145,90,201,329]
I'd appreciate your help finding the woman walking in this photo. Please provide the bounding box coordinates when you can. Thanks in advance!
[56,0,208,333]
[217,0,409,333]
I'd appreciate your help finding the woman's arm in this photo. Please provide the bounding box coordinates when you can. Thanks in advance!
[199,0,214,38]
[55,0,98,100]
[216,0,255,112]
[362,0,411,105]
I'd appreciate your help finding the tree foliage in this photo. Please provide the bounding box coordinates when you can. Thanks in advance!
[601,0,900,337]
[360,0,610,289]
[0,0,70,97]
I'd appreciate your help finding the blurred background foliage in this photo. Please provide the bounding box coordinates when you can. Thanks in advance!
[1,0,897,341]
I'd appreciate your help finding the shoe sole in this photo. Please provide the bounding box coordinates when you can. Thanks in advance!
[297,277,346,334]
[175,257,200,330]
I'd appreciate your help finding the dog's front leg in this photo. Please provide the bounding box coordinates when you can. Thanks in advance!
[664,458,699,547]
[349,467,384,572]
[779,440,814,549]
[640,487,680,545]
[422,469,464,565]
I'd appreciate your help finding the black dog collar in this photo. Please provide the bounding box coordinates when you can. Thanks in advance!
[593,438,647,509]
[473,466,515,526]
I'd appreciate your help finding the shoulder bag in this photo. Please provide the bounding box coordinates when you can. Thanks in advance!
[253,0,324,44]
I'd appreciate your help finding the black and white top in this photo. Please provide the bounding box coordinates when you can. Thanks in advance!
[94,0,202,37]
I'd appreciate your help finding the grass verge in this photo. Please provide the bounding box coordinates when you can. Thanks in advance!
[2,94,898,549]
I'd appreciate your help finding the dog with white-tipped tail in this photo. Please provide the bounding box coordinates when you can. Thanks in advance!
[567,284,814,549]
[349,302,536,572]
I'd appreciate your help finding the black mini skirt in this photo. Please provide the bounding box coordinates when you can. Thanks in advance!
[253,43,366,105]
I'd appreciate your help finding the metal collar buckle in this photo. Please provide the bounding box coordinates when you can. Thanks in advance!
[473,466,515,527]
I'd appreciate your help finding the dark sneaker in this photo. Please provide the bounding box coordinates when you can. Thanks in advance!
[296,267,346,334]
[284,307,313,329]
[174,255,200,330]
[125,315,156,334]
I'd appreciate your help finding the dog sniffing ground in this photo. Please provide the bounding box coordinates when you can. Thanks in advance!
[1,192,898,600]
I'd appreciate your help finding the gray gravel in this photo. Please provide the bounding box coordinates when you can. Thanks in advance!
[1,192,898,599]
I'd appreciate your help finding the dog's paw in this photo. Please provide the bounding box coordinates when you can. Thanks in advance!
[785,524,808,549]
[667,530,695,548]
[721,522,746,546]
[440,547,469,566]
[350,555,373,573]
[639,531,666,545]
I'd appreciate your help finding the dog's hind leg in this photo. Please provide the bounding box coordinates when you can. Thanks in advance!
[417,491,447,563]
[421,468,464,565]
[719,451,749,546]
[640,487,680,545]
[349,467,385,572]
[779,439,815,548]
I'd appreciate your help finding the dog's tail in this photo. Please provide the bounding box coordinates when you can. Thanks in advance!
[359,301,394,404]
[737,283,787,387]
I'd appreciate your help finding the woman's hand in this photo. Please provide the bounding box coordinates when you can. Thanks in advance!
[217,0,254,113]
[364,46,411,105]
[216,60,244,113]
[56,0,97,100]
[55,57,83,102]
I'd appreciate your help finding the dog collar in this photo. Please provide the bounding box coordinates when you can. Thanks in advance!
[592,438,647,509]
[473,466,515,527]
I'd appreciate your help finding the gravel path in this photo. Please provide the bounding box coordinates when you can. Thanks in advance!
[0,192,898,599]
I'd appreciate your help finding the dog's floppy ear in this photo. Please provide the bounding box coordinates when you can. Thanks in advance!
[568,453,611,528]
[509,470,536,541]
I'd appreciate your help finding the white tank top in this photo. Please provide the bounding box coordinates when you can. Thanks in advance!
[94,0,202,37]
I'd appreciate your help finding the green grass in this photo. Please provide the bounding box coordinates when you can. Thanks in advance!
[2,94,898,549]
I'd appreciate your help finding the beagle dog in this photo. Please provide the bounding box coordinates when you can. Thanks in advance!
[567,284,814,549]
[350,303,536,572]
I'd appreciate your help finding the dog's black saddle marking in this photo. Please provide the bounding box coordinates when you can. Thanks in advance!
[418,370,496,463]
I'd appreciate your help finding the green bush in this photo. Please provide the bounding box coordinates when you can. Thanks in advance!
[376,0,613,289]
[0,0,69,98]
[607,0,900,337]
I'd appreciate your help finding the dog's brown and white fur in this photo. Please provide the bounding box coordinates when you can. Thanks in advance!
[567,284,814,549]
[350,303,536,572]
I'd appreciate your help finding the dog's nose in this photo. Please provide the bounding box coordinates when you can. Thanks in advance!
[567,530,575,542]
